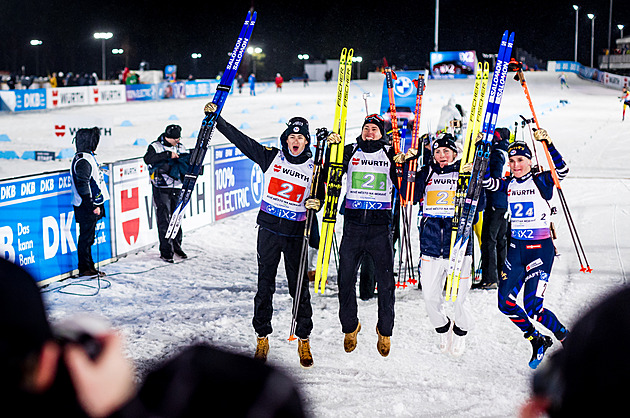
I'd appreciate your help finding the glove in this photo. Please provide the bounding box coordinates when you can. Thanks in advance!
[204,102,218,114]
[404,148,418,160]
[475,131,484,145]
[533,128,552,144]
[304,198,321,211]
[327,132,342,144]
[316,127,329,141]
[461,162,473,174]
[393,152,406,164]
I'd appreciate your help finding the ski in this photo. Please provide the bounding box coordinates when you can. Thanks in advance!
[404,74,425,286]
[444,61,488,299]
[165,11,257,239]
[383,64,415,288]
[314,47,353,294]
[288,128,327,341]
[446,31,514,301]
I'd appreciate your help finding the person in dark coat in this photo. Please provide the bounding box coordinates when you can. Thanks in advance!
[0,257,307,418]
[70,127,109,276]
[143,125,190,263]
[479,127,510,289]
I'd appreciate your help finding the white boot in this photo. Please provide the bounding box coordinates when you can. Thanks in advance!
[438,323,453,353]
[450,334,466,356]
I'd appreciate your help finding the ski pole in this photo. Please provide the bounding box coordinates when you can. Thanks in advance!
[289,129,327,341]
[514,68,591,273]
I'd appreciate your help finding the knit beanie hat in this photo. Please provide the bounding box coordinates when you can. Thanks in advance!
[362,114,385,137]
[432,133,458,154]
[508,141,532,159]
[281,117,311,144]
[164,124,182,139]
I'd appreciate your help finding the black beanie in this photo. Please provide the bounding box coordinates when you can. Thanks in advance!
[164,124,182,139]
[0,258,53,383]
[363,114,385,137]
[281,117,311,144]
[432,133,458,154]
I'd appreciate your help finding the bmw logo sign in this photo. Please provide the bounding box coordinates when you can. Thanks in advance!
[394,76,414,97]
[250,164,264,204]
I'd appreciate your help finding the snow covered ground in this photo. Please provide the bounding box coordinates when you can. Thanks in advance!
[1,71,629,417]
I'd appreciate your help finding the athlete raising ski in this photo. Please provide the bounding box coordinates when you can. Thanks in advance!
[482,129,570,369]
[327,114,410,357]
[216,115,324,368]
[411,133,481,356]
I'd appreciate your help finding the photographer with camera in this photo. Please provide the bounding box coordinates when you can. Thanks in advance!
[0,258,306,417]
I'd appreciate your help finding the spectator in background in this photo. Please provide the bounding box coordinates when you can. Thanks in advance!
[275,73,284,92]
[122,67,130,84]
[302,72,309,87]
[49,72,58,88]
[0,257,307,418]
[70,127,109,277]
[237,74,245,94]
[143,125,190,263]
[248,73,256,96]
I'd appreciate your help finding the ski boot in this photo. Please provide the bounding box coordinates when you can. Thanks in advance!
[298,338,313,368]
[376,326,390,357]
[344,322,361,353]
[254,336,269,362]
[528,331,553,369]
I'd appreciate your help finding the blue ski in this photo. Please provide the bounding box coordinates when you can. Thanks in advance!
[166,11,257,239]
[446,30,514,301]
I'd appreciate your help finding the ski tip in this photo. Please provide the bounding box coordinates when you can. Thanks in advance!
[288,335,297,342]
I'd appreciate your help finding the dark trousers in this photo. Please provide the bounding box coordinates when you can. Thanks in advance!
[338,222,395,336]
[153,186,183,258]
[254,227,313,339]
[480,206,509,285]
[74,203,104,273]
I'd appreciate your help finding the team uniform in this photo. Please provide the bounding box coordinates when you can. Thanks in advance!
[412,134,481,355]
[70,128,110,276]
[483,139,569,368]
[217,116,321,366]
[333,116,399,356]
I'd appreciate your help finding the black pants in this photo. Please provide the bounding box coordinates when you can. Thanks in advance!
[338,222,395,336]
[254,227,313,339]
[480,206,509,285]
[153,186,183,258]
[74,204,103,273]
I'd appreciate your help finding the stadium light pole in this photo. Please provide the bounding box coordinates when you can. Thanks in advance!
[94,32,113,81]
[607,0,613,70]
[573,5,579,62]
[587,14,595,68]
[434,0,439,52]
[352,56,363,79]
[619,24,625,39]
[247,46,262,75]
[30,39,43,76]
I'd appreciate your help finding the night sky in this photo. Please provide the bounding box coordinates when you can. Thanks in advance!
[1,0,628,81]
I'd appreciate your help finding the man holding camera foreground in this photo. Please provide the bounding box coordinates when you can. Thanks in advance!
[0,258,306,417]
